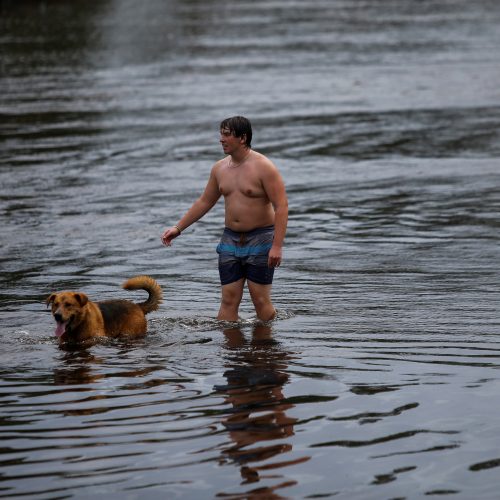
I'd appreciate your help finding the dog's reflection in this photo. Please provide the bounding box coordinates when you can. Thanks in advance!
[52,346,162,416]
[215,323,309,496]
[53,348,105,385]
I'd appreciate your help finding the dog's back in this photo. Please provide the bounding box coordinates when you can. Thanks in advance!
[97,275,163,337]
[98,300,146,337]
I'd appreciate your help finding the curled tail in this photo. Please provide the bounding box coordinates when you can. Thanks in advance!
[122,275,163,314]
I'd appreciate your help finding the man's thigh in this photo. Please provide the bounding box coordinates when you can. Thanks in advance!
[247,279,273,302]
[221,277,246,302]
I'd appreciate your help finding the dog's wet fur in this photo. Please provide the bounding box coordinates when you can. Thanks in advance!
[46,276,162,343]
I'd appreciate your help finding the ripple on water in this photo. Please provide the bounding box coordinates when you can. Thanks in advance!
[2,0,500,497]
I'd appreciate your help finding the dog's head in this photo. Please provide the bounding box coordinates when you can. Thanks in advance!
[46,292,89,340]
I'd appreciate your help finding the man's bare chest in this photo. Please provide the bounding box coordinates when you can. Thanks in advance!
[218,168,265,199]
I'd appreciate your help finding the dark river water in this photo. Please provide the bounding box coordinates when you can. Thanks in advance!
[2,0,500,498]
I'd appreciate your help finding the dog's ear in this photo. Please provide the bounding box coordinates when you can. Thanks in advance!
[74,293,88,307]
[46,293,57,308]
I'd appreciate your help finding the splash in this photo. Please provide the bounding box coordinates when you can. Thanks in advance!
[150,309,296,332]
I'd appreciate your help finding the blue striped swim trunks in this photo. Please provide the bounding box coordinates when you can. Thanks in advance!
[216,225,275,285]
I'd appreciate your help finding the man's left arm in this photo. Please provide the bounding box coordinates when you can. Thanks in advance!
[263,162,288,268]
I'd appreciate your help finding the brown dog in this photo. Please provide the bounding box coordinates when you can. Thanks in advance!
[46,276,162,343]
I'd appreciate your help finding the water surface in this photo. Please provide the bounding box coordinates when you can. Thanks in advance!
[1,0,500,498]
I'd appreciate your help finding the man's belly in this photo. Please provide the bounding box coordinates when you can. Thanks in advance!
[224,202,275,232]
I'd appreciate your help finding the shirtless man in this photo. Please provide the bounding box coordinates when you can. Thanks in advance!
[161,116,288,322]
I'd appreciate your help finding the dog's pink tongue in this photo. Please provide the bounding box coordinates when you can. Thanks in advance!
[54,321,67,337]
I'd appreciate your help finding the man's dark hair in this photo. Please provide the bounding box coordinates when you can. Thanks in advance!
[220,116,252,148]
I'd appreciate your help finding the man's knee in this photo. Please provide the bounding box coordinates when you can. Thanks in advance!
[221,294,241,308]
[250,293,271,309]
[252,299,276,321]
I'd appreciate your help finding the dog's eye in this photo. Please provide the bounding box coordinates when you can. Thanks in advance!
[64,302,72,307]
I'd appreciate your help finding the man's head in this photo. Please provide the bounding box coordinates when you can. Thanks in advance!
[220,116,252,148]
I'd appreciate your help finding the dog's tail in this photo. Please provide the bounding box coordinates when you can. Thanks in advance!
[122,275,163,314]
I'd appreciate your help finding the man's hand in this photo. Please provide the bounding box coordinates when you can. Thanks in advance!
[161,226,181,246]
[268,245,282,268]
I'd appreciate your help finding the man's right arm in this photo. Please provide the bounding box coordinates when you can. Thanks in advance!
[161,165,221,246]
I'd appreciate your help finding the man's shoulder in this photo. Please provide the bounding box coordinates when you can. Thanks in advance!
[250,150,272,166]
[212,157,228,173]
[252,151,278,174]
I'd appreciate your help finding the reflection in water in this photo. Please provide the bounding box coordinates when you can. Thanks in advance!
[215,324,309,497]
[52,344,169,418]
[53,348,105,386]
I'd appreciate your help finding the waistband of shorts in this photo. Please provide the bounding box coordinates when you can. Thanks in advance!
[223,225,274,237]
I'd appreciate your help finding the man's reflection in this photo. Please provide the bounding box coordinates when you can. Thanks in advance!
[215,323,309,496]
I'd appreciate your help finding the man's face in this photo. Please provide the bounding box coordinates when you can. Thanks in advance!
[220,127,245,154]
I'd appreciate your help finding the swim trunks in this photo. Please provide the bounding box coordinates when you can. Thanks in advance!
[216,226,275,286]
